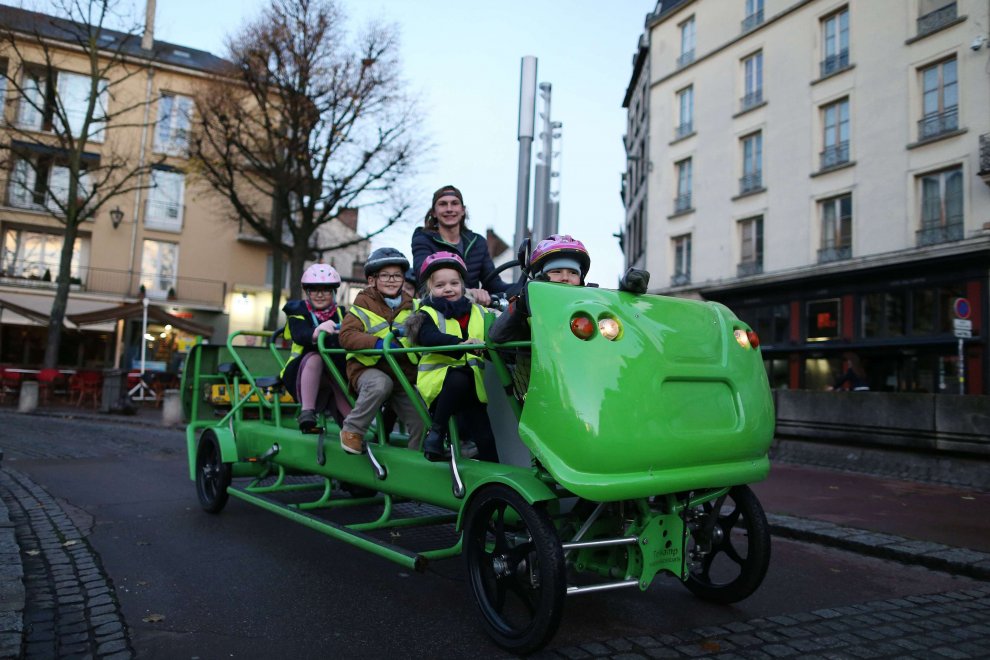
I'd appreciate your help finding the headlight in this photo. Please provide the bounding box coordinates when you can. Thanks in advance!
[598,317,621,341]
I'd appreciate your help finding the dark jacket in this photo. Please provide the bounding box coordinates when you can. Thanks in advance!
[281,298,346,397]
[411,226,509,294]
[338,286,418,390]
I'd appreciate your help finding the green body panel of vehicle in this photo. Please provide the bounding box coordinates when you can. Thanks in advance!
[519,282,775,501]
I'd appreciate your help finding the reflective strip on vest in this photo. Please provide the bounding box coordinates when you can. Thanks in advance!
[280,307,342,379]
[345,304,418,366]
[416,304,487,407]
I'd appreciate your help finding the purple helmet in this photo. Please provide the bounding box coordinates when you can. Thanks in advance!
[419,251,467,283]
[530,234,591,280]
[301,263,341,288]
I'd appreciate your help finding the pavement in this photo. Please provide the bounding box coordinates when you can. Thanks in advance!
[0,404,988,658]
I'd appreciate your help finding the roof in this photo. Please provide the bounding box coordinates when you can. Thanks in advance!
[0,4,231,74]
[646,0,695,27]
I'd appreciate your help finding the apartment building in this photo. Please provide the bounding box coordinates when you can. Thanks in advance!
[0,5,368,372]
[622,0,990,394]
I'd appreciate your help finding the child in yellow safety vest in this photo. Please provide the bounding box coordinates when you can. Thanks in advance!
[408,251,497,463]
[337,248,425,455]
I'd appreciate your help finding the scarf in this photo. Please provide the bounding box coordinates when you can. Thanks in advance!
[307,300,338,324]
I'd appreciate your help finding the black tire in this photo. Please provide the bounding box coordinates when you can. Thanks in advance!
[684,485,771,604]
[195,431,231,514]
[463,485,566,655]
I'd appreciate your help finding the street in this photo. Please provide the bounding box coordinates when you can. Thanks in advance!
[0,410,987,659]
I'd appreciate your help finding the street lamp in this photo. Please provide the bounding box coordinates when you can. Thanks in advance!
[110,206,124,229]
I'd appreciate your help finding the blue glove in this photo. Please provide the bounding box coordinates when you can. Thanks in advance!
[374,338,401,350]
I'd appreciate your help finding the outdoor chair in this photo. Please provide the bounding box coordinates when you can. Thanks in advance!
[1,368,24,405]
[37,368,68,405]
[75,371,103,409]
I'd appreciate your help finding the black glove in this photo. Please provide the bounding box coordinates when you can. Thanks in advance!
[618,267,650,294]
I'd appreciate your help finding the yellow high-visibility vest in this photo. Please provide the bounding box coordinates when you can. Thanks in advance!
[280,307,343,379]
[345,301,419,366]
[416,304,487,407]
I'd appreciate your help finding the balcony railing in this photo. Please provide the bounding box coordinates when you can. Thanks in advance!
[740,89,763,112]
[741,9,764,32]
[674,121,694,139]
[737,260,763,277]
[819,49,850,78]
[817,245,852,263]
[671,272,691,286]
[917,2,957,36]
[739,173,763,194]
[918,107,959,141]
[676,50,695,68]
[820,141,850,170]
[979,133,990,180]
[0,259,226,306]
[916,220,963,246]
[673,193,692,213]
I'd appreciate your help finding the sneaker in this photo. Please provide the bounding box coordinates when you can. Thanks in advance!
[459,441,479,459]
[298,409,318,433]
[340,430,365,455]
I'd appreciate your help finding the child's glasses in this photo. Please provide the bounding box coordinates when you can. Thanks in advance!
[305,286,336,295]
[376,273,404,282]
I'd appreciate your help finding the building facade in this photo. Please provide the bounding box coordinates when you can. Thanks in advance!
[0,5,368,373]
[622,0,990,394]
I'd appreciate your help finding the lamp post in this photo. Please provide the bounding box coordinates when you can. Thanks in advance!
[110,206,124,229]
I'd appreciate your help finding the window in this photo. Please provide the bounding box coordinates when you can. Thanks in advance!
[820,8,850,77]
[917,1,957,35]
[818,194,851,262]
[676,86,693,138]
[807,299,841,341]
[141,240,178,298]
[738,216,763,276]
[672,234,691,285]
[0,228,88,281]
[154,93,193,155]
[0,59,7,117]
[8,155,92,214]
[17,67,107,141]
[145,169,185,231]
[740,132,763,193]
[742,0,764,31]
[820,98,850,169]
[674,158,692,213]
[918,58,958,140]
[737,303,789,346]
[626,199,646,264]
[265,254,292,290]
[678,17,696,67]
[862,292,906,338]
[741,51,763,110]
[918,167,963,245]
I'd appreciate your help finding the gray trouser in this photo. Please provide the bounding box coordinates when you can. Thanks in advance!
[342,369,426,449]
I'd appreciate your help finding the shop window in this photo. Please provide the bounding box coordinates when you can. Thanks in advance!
[911,288,936,335]
[737,303,789,346]
[862,291,906,338]
[807,298,840,341]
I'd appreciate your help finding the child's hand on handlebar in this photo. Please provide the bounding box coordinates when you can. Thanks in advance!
[312,320,338,340]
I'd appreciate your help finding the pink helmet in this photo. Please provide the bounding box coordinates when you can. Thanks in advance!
[419,251,467,283]
[301,263,341,288]
[530,234,591,280]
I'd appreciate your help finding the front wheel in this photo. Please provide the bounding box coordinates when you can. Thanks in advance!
[195,431,231,514]
[683,485,771,604]
[463,485,566,655]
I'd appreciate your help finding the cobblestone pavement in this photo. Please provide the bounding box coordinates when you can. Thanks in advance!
[527,587,990,659]
[0,468,132,659]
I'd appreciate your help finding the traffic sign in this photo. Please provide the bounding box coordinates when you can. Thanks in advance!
[953,318,972,338]
[953,297,971,319]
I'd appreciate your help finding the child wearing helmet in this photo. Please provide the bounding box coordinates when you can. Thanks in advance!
[407,251,498,463]
[281,263,350,433]
[337,248,425,455]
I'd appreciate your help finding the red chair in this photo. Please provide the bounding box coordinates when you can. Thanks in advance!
[75,371,103,409]
[1,368,23,405]
[37,368,68,405]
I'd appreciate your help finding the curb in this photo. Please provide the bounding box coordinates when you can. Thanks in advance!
[0,478,25,659]
[769,513,990,581]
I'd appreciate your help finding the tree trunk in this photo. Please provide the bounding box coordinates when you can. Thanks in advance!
[289,238,310,301]
[266,195,285,330]
[43,222,79,369]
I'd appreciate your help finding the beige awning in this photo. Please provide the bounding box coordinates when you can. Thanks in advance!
[67,301,214,337]
[0,292,117,332]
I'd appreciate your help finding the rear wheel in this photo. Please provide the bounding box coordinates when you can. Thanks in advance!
[195,431,231,514]
[463,485,565,654]
[684,485,770,603]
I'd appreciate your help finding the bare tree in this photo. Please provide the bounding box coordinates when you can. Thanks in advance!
[0,0,163,368]
[190,0,423,329]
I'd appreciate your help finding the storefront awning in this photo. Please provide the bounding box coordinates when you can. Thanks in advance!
[0,293,116,331]
[67,302,214,337]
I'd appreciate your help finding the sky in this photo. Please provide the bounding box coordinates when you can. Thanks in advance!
[33,0,656,285]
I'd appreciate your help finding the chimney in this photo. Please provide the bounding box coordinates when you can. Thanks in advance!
[337,207,358,232]
[141,0,156,51]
